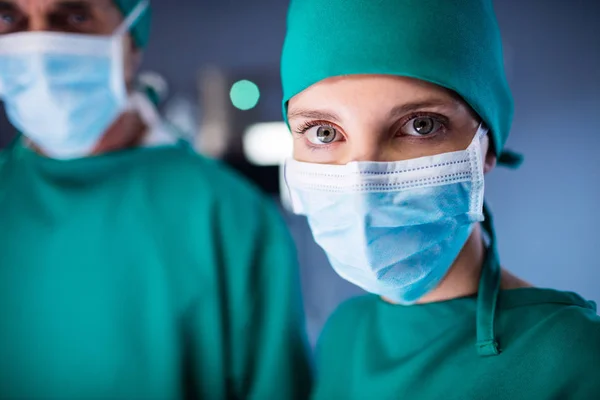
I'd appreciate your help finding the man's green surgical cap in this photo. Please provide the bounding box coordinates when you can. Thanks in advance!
[114,0,151,48]
[281,0,515,160]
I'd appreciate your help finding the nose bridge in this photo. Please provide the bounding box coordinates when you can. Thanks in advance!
[22,2,51,32]
[28,17,50,32]
[346,126,385,162]
[28,21,48,32]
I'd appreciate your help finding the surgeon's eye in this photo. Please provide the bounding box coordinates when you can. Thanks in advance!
[399,115,445,137]
[49,4,96,33]
[0,5,25,34]
[304,125,342,145]
[67,12,90,25]
[0,13,13,24]
[299,123,343,146]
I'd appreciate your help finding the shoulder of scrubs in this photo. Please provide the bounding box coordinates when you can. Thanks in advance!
[502,291,600,398]
[562,308,600,395]
[312,289,600,399]
[158,149,313,399]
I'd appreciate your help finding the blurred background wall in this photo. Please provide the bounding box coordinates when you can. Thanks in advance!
[1,0,598,346]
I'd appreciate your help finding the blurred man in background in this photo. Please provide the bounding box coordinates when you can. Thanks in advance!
[0,0,311,398]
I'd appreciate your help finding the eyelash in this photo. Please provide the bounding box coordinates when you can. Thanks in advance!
[295,120,338,136]
[295,112,450,139]
[294,120,344,151]
[396,112,450,137]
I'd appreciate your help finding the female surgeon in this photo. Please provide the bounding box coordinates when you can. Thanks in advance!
[281,0,600,398]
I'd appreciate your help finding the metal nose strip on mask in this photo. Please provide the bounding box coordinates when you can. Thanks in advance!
[286,157,474,193]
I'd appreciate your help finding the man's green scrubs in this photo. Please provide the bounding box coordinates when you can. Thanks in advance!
[0,142,312,399]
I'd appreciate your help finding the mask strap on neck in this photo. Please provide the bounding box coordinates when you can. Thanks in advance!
[114,0,150,37]
[475,201,502,357]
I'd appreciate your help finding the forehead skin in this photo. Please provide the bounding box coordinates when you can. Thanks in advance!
[289,75,470,123]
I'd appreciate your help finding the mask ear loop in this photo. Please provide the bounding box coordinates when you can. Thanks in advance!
[467,123,488,222]
[109,0,150,121]
[114,0,150,38]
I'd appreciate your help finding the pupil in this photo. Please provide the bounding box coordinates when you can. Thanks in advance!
[414,118,434,134]
[317,127,336,143]
[71,14,86,24]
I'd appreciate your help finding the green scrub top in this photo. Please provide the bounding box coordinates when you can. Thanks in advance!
[0,143,312,399]
[314,288,600,399]
[312,210,600,399]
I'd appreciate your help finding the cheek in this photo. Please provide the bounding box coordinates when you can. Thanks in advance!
[292,138,345,164]
[292,140,314,162]
[386,134,467,162]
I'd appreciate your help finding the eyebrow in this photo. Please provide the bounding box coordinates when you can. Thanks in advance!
[53,1,94,11]
[287,109,343,123]
[0,1,96,17]
[388,99,457,118]
[0,1,18,11]
[288,98,457,123]
[0,0,95,11]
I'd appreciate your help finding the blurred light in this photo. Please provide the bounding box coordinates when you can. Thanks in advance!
[243,122,292,166]
[230,80,260,110]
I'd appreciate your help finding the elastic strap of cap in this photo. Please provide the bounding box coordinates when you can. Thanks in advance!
[476,202,502,357]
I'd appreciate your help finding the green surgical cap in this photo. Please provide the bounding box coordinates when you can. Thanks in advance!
[113,0,151,48]
[281,0,516,160]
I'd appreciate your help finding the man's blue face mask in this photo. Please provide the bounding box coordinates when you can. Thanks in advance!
[0,0,148,159]
[285,124,488,304]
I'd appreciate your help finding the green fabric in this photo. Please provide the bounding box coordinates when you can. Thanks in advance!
[475,203,502,356]
[313,290,600,399]
[114,0,151,48]
[281,0,514,159]
[0,144,312,399]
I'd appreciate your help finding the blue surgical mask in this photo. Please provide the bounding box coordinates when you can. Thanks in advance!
[0,0,149,159]
[285,124,488,304]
